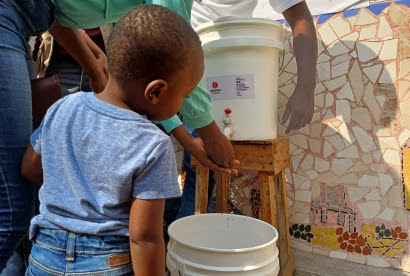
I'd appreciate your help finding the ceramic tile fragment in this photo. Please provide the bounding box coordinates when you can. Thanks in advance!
[375,95,385,107]
[331,158,354,176]
[347,253,366,265]
[336,145,359,158]
[399,129,410,146]
[363,84,381,122]
[382,149,401,166]
[365,189,381,201]
[333,54,351,65]
[358,201,382,219]
[300,154,314,171]
[348,61,365,102]
[336,100,351,123]
[347,187,369,202]
[399,58,410,79]
[314,93,324,107]
[355,9,378,26]
[388,186,403,208]
[279,72,294,85]
[352,126,378,152]
[363,64,382,83]
[327,41,350,57]
[324,93,334,108]
[290,134,308,149]
[285,57,297,74]
[306,169,319,180]
[358,174,379,187]
[350,51,358,58]
[293,173,309,189]
[308,138,321,154]
[329,251,348,260]
[332,60,350,78]
[318,23,338,46]
[343,32,359,49]
[322,109,334,121]
[323,141,333,158]
[295,191,312,203]
[379,137,399,149]
[359,24,377,40]
[357,41,383,62]
[325,135,345,150]
[387,5,409,27]
[279,82,295,98]
[292,153,303,171]
[351,107,372,130]
[372,150,382,161]
[317,61,331,81]
[317,40,325,55]
[377,16,393,39]
[336,82,355,101]
[377,207,395,221]
[379,62,397,84]
[329,16,351,38]
[395,209,408,229]
[346,160,367,174]
[315,82,325,95]
[315,157,330,173]
[317,53,331,63]
[379,39,398,61]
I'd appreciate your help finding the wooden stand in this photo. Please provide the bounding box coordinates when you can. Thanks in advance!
[191,138,295,276]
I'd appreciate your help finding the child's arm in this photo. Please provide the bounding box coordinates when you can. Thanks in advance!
[171,125,239,174]
[129,198,165,276]
[21,145,43,186]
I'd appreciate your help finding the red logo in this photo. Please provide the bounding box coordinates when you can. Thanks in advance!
[212,82,218,89]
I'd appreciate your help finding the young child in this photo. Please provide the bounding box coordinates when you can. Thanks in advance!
[21,4,204,276]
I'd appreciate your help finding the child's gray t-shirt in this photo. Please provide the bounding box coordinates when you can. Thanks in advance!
[29,92,181,239]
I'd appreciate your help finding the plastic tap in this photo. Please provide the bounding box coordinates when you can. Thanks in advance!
[222,108,233,139]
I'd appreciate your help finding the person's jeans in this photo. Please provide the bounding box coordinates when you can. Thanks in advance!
[46,56,91,96]
[0,0,54,273]
[25,228,133,276]
[175,130,215,219]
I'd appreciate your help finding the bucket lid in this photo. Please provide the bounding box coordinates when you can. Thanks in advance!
[195,16,282,34]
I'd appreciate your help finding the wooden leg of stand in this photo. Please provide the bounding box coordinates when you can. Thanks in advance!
[215,172,229,213]
[259,172,276,226]
[194,166,209,214]
[275,170,295,276]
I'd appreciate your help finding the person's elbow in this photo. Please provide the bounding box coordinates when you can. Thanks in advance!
[21,145,43,186]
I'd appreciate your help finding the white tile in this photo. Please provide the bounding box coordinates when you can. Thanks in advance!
[336,145,359,158]
[350,51,357,58]
[339,123,355,146]
[327,41,350,57]
[314,93,325,107]
[336,82,355,101]
[395,209,408,229]
[331,158,354,176]
[333,54,351,65]
[363,64,383,83]
[324,76,346,91]
[357,201,381,219]
[347,187,369,202]
[399,58,410,79]
[377,16,393,38]
[347,253,366,265]
[285,57,298,74]
[317,40,325,55]
[317,61,331,81]
[399,129,410,146]
[300,154,314,171]
[382,149,401,166]
[379,137,399,150]
[318,23,338,46]
[352,107,372,130]
[359,24,377,40]
[379,39,398,61]
[365,189,381,201]
[315,82,325,95]
[389,186,403,208]
[323,141,333,158]
[315,157,330,173]
[306,169,319,180]
[325,93,334,107]
[357,41,383,62]
[329,251,347,260]
[290,134,308,149]
[336,100,351,123]
[329,16,351,38]
[375,95,385,107]
[322,109,334,121]
[366,256,391,268]
[295,190,311,203]
[292,153,303,170]
[377,207,395,221]
[348,61,365,102]
[352,126,378,152]
[379,61,397,84]
[325,135,345,150]
[363,83,381,122]
[293,173,309,189]
[355,9,377,26]
[279,71,294,85]
[317,53,331,63]
[332,60,350,78]
[279,82,295,97]
[342,32,359,49]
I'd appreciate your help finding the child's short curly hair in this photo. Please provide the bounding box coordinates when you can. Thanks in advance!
[107,4,201,82]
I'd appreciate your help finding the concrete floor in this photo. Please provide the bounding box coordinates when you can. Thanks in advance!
[295,251,409,276]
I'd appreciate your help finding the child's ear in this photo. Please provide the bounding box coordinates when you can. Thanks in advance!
[144,80,168,104]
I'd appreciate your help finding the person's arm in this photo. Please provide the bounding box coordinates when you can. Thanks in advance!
[129,198,165,276]
[48,22,109,92]
[21,145,43,186]
[281,1,318,133]
[171,125,239,173]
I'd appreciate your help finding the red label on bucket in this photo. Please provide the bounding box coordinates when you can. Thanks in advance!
[212,81,218,89]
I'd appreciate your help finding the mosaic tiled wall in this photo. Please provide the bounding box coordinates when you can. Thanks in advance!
[225,0,410,270]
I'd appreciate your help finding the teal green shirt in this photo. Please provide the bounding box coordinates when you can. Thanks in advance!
[52,0,214,132]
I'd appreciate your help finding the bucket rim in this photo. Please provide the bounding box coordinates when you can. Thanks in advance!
[195,16,282,34]
[167,213,279,253]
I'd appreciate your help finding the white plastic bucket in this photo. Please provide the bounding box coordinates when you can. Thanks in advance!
[196,17,283,140]
[166,214,279,275]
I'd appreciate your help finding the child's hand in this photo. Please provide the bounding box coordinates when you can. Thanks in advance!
[187,137,239,174]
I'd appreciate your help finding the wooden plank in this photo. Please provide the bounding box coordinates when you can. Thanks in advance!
[273,138,291,174]
[215,172,229,213]
[279,250,296,276]
[233,144,275,172]
[259,172,276,226]
[275,170,292,271]
[194,166,209,214]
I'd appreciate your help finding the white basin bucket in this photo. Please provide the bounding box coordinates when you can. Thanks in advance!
[166,213,280,275]
[196,17,283,140]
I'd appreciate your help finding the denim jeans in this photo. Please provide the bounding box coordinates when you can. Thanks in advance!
[46,56,91,96]
[0,0,54,273]
[26,228,133,276]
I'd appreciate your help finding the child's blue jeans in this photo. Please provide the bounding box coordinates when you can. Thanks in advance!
[25,228,133,276]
